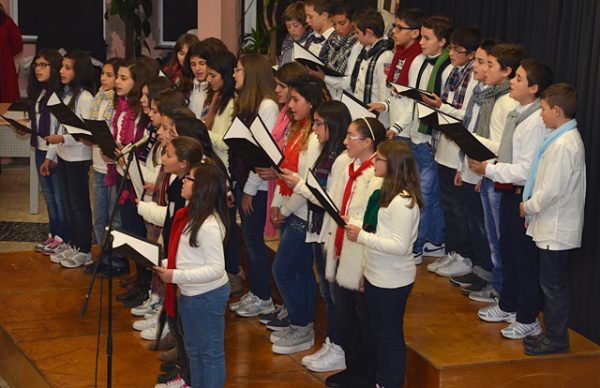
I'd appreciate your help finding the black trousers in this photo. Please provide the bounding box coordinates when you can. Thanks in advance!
[438,164,471,257]
[167,299,191,384]
[498,191,541,323]
[539,249,571,348]
[334,283,377,383]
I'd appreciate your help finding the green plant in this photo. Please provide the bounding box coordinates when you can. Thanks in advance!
[241,27,271,55]
[106,0,153,59]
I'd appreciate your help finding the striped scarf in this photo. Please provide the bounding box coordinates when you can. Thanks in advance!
[350,39,390,104]
[325,31,358,73]
[90,88,114,123]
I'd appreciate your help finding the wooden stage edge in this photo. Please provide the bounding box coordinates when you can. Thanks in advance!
[0,250,599,388]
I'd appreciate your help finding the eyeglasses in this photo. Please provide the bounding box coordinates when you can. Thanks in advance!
[183,175,195,182]
[33,62,50,69]
[374,155,388,163]
[392,24,419,31]
[312,120,326,128]
[345,134,366,141]
[448,44,469,55]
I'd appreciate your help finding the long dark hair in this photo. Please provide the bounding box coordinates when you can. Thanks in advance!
[313,100,351,167]
[115,59,150,114]
[165,34,200,90]
[206,50,237,115]
[287,74,330,150]
[63,50,95,108]
[234,54,278,125]
[378,140,423,208]
[185,163,230,247]
[27,49,63,106]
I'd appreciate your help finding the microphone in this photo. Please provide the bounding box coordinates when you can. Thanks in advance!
[117,133,151,158]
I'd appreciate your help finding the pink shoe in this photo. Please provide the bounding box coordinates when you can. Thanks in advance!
[35,234,54,252]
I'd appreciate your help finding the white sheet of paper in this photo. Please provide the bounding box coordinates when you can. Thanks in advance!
[293,41,325,66]
[306,170,338,211]
[437,111,460,125]
[110,229,159,266]
[340,91,376,121]
[224,117,258,146]
[249,116,283,165]
[128,155,145,200]
[1,110,29,121]
[417,103,436,119]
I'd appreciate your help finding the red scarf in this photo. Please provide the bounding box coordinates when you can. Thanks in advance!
[277,119,308,196]
[164,207,189,317]
[334,156,374,258]
[386,41,422,85]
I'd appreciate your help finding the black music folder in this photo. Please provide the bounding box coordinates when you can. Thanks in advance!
[110,228,161,268]
[389,82,435,101]
[340,91,378,121]
[84,119,118,159]
[416,103,496,162]
[306,169,346,227]
[46,93,94,142]
[1,115,35,135]
[293,41,344,77]
[223,116,284,171]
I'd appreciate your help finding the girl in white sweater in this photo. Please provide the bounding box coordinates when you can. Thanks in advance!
[345,139,421,388]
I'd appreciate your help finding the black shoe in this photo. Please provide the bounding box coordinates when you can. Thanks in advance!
[101,265,130,279]
[116,285,140,301]
[461,280,489,295]
[123,288,150,308]
[524,337,569,356]
[160,360,177,372]
[325,370,355,388]
[449,272,479,287]
[83,261,97,274]
[157,366,179,383]
[523,333,545,347]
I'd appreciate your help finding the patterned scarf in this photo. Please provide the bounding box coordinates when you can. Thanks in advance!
[334,156,374,258]
[386,41,422,85]
[325,31,358,73]
[164,207,189,318]
[280,28,312,58]
[442,60,474,109]
[90,88,114,123]
[416,49,451,134]
[350,39,390,104]
[468,81,511,139]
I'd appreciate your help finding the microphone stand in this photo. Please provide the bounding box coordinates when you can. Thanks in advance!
[80,149,138,388]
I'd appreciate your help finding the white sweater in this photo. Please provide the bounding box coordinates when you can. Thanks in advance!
[357,192,419,289]
[189,79,208,120]
[209,98,234,173]
[172,214,229,296]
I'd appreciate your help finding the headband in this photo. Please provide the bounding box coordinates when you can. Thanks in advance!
[362,117,375,140]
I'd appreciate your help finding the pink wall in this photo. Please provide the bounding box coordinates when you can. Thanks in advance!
[197,0,240,53]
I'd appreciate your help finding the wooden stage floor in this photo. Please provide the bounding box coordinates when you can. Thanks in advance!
[0,250,599,388]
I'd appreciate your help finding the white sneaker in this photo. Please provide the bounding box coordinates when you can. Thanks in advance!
[307,340,346,372]
[270,326,293,344]
[60,251,93,268]
[468,284,500,303]
[413,251,423,265]
[435,253,472,277]
[133,314,159,331]
[478,303,516,323]
[154,374,189,388]
[41,235,65,255]
[235,295,275,317]
[302,337,331,366]
[423,241,445,257]
[50,245,77,263]
[229,292,254,311]
[501,319,542,339]
[131,292,161,316]
[140,324,169,341]
[144,303,163,319]
[272,324,315,355]
[426,253,455,273]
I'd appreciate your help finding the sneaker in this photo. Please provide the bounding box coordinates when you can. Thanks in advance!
[501,320,542,339]
[35,234,54,252]
[154,374,189,388]
[235,295,276,317]
[144,303,163,319]
[229,292,254,312]
[426,253,455,273]
[43,237,67,256]
[141,324,169,341]
[266,306,289,331]
[60,251,93,268]
[435,253,472,277]
[131,292,161,316]
[302,337,331,366]
[133,314,159,331]
[50,245,77,263]
[270,326,293,343]
[449,272,479,287]
[307,340,346,372]
[469,284,500,303]
[413,251,423,265]
[272,324,315,355]
[259,304,283,324]
[478,303,516,323]
[423,241,445,257]
[461,280,489,295]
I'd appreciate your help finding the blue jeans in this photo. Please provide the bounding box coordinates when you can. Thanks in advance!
[57,157,92,253]
[179,283,230,388]
[480,178,503,292]
[272,215,316,326]
[93,171,121,246]
[235,185,271,300]
[313,242,340,344]
[461,183,492,281]
[410,142,444,252]
[539,249,571,348]
[35,150,69,241]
